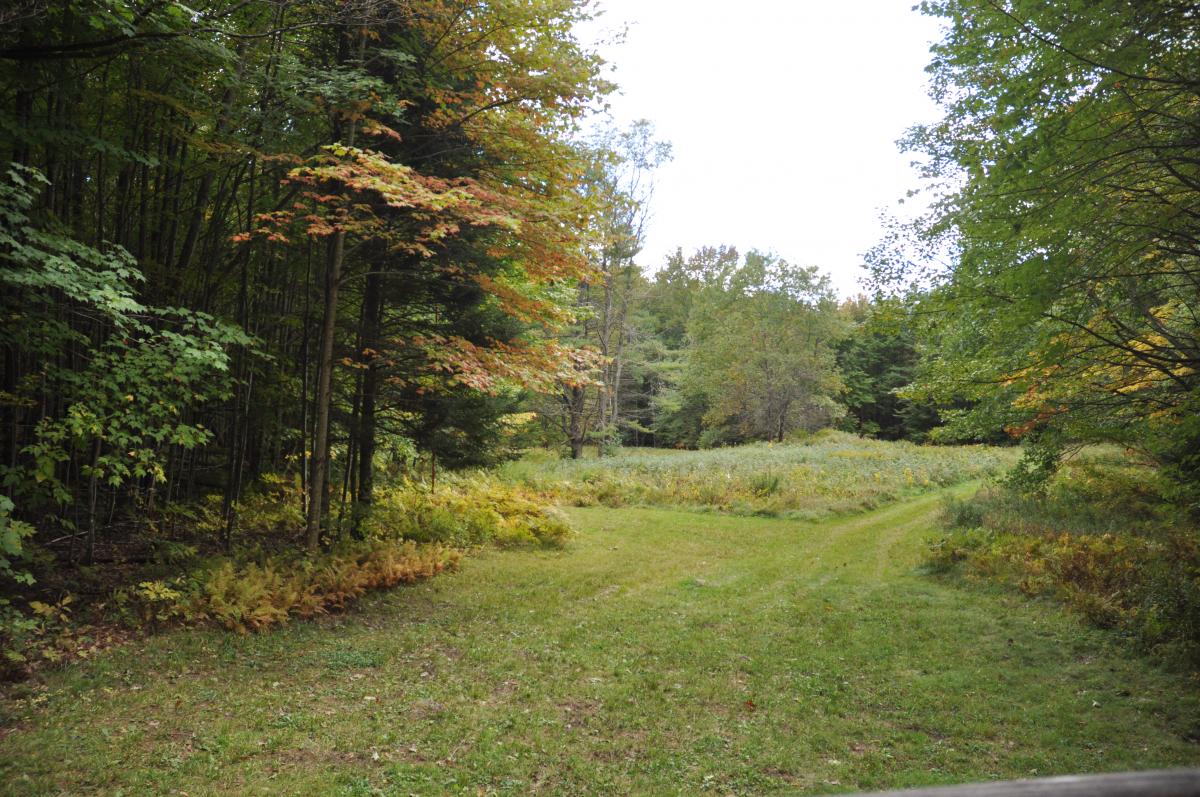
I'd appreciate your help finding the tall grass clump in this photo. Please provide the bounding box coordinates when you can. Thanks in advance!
[927,451,1200,666]
[498,430,1017,519]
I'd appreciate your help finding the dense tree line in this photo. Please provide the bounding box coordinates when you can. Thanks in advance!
[871,0,1200,499]
[0,0,611,563]
[533,242,938,455]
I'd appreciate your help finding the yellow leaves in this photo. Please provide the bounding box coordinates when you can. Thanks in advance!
[498,412,537,429]
[999,364,1034,388]
[1148,299,1183,322]
[193,542,461,634]
[473,273,569,325]
[414,333,602,395]
[1128,333,1169,353]
[1012,384,1051,410]
[1113,372,1167,395]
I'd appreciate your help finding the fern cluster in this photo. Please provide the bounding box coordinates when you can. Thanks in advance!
[113,541,460,635]
[363,478,572,549]
[928,455,1200,666]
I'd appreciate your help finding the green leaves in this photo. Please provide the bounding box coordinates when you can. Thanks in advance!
[0,0,613,562]
[0,496,35,586]
[1,165,249,507]
[682,250,845,445]
[878,0,1200,474]
[0,164,147,331]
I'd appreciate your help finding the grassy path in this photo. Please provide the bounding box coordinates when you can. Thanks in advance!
[2,484,1197,795]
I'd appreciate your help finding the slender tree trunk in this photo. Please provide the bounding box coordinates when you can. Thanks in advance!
[566,385,587,459]
[307,29,365,552]
[299,240,312,517]
[85,437,101,565]
[3,346,16,473]
[222,158,256,551]
[176,45,246,273]
[306,235,345,552]
[353,269,382,535]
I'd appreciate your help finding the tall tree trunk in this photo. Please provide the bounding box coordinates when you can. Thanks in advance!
[299,241,312,517]
[85,437,101,565]
[353,268,383,535]
[222,164,255,551]
[175,45,246,273]
[306,233,346,552]
[565,385,587,459]
[305,31,363,550]
[3,345,17,473]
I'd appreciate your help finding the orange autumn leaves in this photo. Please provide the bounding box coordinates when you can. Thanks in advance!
[237,140,599,399]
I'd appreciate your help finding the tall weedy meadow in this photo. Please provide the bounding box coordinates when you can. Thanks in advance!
[500,431,1017,519]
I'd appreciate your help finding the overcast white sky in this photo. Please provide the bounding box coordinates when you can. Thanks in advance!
[578,1,944,296]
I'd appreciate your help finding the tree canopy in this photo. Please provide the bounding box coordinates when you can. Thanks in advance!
[0,0,612,555]
[872,0,1200,495]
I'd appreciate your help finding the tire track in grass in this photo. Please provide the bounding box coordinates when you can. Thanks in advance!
[743,481,982,595]
[4,483,1198,796]
[557,481,979,632]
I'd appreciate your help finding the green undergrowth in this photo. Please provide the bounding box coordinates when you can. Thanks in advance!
[928,451,1200,667]
[499,430,1018,519]
[121,541,462,635]
[2,488,1196,795]
[362,479,572,549]
[1,478,572,679]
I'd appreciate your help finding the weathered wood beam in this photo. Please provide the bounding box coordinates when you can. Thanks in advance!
[841,770,1200,797]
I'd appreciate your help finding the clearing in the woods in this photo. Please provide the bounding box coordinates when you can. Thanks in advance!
[1,482,1197,796]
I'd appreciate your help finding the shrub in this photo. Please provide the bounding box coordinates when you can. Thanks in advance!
[748,471,782,496]
[101,544,456,637]
[363,477,573,549]
[0,472,572,679]
[0,595,83,681]
[927,452,1200,666]
[114,580,189,627]
[941,495,985,529]
[925,526,992,574]
[0,496,35,587]
[494,506,572,548]
[195,473,306,540]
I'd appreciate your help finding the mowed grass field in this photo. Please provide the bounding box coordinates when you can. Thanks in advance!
[2,480,1197,795]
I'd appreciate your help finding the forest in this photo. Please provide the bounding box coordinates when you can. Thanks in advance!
[1,1,1198,794]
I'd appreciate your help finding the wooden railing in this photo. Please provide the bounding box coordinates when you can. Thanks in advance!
[848,770,1200,797]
